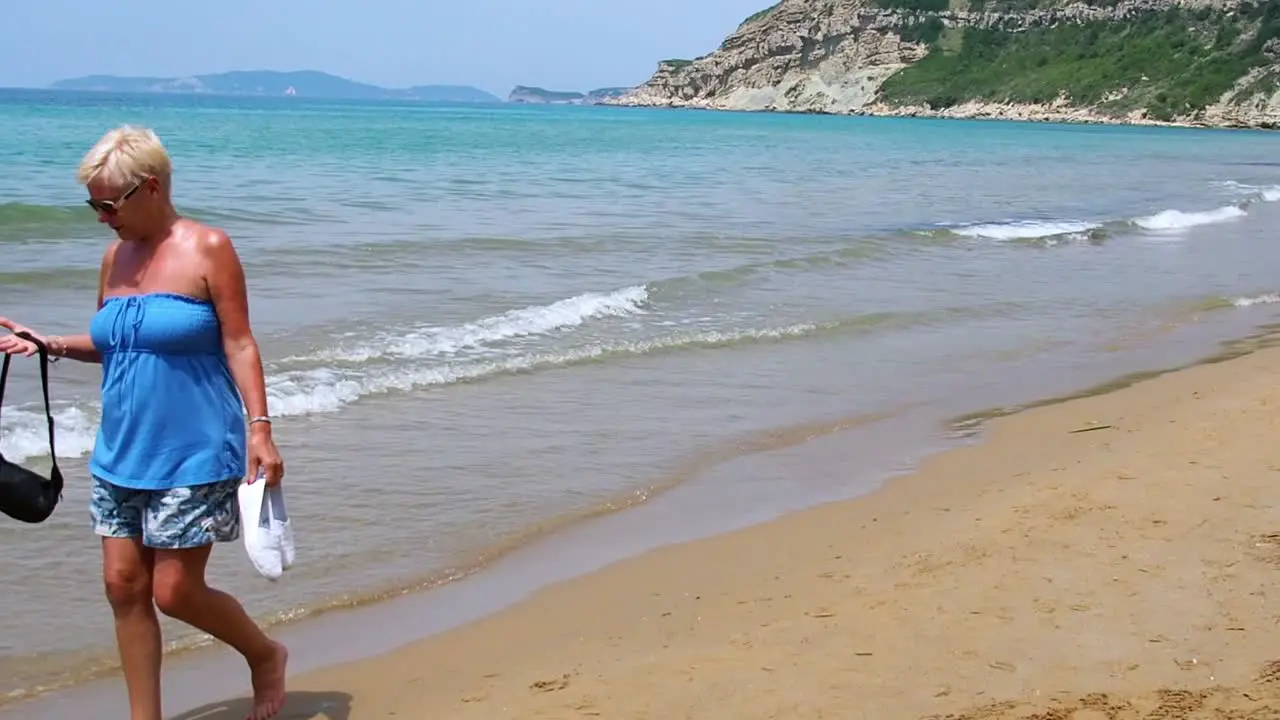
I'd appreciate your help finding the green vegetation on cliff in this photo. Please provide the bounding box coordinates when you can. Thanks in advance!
[879,2,1280,121]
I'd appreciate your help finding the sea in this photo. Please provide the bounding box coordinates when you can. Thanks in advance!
[3,87,1280,715]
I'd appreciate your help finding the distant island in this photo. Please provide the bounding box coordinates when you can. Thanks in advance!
[50,70,503,103]
[47,70,643,107]
[507,86,634,105]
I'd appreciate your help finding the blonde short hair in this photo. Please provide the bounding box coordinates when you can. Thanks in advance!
[76,125,172,187]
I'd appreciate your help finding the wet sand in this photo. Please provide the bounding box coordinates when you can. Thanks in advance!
[188,343,1280,718]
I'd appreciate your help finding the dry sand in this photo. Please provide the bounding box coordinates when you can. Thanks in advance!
[181,345,1280,719]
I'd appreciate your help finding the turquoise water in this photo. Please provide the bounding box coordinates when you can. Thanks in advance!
[3,87,1280,706]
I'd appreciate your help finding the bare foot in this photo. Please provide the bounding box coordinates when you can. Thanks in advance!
[247,641,288,720]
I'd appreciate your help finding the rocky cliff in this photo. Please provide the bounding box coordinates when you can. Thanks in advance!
[607,0,1280,128]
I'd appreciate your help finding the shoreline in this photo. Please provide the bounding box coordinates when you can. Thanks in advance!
[0,405,921,710]
[1,406,958,717]
[7,312,1280,718]
[200,331,1280,717]
[602,96,1278,132]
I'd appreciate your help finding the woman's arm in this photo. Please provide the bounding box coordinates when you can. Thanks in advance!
[0,325,100,363]
[46,334,100,364]
[202,225,285,485]
[202,228,270,420]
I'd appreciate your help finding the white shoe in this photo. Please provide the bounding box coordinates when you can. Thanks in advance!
[237,475,295,581]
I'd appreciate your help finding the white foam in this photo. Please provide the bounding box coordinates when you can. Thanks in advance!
[1217,181,1280,203]
[261,321,825,417]
[1232,293,1280,308]
[952,220,1100,241]
[0,404,99,465]
[298,285,650,364]
[1133,205,1247,231]
[949,182,1273,243]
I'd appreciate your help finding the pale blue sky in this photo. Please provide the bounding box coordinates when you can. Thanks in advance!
[2,0,767,95]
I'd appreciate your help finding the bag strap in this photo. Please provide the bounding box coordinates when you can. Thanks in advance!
[0,351,9,423]
[0,333,63,483]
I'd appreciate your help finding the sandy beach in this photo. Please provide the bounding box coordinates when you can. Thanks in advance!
[160,338,1280,720]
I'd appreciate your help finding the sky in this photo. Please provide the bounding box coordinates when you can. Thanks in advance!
[2,0,770,96]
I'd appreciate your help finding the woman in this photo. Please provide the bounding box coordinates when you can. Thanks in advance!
[0,125,288,720]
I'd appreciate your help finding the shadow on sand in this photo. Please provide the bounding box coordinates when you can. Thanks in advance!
[168,690,353,720]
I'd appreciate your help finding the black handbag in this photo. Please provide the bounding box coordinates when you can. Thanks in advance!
[0,331,64,524]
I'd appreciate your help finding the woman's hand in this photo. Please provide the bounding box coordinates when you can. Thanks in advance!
[0,317,45,357]
[247,425,285,487]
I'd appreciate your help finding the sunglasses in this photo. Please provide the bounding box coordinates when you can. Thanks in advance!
[85,180,143,214]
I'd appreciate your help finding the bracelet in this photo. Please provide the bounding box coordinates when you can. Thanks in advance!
[48,335,66,360]
[248,416,272,426]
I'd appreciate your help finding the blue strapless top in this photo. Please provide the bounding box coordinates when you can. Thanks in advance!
[89,293,246,490]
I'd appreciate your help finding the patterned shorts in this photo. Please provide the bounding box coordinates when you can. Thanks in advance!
[90,476,241,550]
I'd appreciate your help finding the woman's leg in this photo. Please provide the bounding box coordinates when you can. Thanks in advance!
[102,537,162,720]
[145,479,288,720]
[152,546,288,720]
[92,477,164,720]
